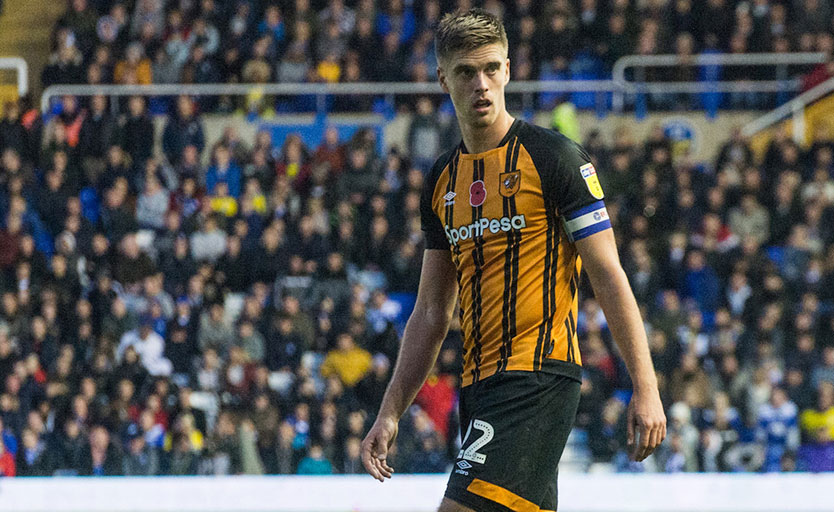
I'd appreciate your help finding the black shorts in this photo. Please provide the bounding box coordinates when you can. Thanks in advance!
[444,371,581,512]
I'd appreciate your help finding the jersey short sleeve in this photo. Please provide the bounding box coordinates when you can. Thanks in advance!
[522,124,611,243]
[420,150,454,251]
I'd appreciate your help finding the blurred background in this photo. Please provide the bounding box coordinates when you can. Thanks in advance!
[1,0,834,510]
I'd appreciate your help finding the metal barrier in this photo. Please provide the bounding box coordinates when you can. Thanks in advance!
[39,52,829,116]
[741,76,834,144]
[611,52,826,111]
[612,52,826,91]
[40,80,618,113]
[40,78,813,113]
[0,56,28,96]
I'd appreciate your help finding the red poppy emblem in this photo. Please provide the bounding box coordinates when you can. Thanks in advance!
[469,180,486,207]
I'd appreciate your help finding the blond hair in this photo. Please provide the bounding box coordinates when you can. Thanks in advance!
[435,8,508,65]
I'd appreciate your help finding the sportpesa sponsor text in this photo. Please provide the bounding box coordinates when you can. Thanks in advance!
[444,215,527,246]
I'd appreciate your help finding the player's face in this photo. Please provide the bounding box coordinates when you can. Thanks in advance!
[438,43,510,129]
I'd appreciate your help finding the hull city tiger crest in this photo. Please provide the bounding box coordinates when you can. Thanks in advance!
[499,170,521,197]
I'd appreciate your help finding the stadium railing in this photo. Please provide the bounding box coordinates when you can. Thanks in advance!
[39,52,828,118]
[40,80,617,116]
[612,52,826,91]
[0,56,28,96]
[742,75,834,144]
[611,52,826,113]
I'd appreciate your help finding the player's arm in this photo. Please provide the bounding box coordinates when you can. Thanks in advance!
[362,248,458,481]
[575,229,666,462]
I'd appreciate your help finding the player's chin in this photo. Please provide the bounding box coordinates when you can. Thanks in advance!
[469,114,493,127]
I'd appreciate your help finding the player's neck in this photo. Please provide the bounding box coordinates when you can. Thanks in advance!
[460,110,515,154]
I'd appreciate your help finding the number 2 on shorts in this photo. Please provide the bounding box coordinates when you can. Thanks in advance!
[457,419,494,464]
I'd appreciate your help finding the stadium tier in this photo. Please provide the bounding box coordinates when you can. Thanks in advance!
[0,0,833,486]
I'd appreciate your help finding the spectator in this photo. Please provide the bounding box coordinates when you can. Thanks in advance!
[681,250,721,316]
[206,145,242,199]
[236,319,265,364]
[117,315,173,377]
[374,32,406,82]
[162,96,205,166]
[0,435,14,476]
[349,16,378,78]
[800,382,834,443]
[729,194,770,247]
[0,416,16,457]
[797,426,834,472]
[265,314,304,372]
[407,97,441,172]
[114,42,153,85]
[376,0,416,45]
[78,95,116,172]
[756,387,800,473]
[296,442,333,475]
[198,302,234,355]
[812,346,834,389]
[122,427,159,476]
[114,233,156,286]
[41,32,85,87]
[259,5,286,54]
[190,215,227,263]
[408,434,446,473]
[136,175,170,230]
[188,17,220,57]
[0,101,35,163]
[319,0,355,36]
[414,365,456,442]
[242,36,273,84]
[669,353,713,409]
[205,411,242,475]
[118,96,154,170]
[319,332,371,388]
[278,27,312,83]
[163,432,199,475]
[15,428,51,476]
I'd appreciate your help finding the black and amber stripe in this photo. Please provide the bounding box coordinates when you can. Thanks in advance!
[536,182,561,371]
[508,137,521,365]
[534,222,551,370]
[444,151,464,350]
[498,136,521,373]
[566,268,579,362]
[469,158,486,383]
[546,220,560,368]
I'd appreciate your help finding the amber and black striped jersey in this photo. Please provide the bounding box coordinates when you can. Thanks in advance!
[420,119,611,387]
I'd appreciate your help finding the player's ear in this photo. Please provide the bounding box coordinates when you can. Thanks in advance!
[437,66,450,94]
[504,58,511,85]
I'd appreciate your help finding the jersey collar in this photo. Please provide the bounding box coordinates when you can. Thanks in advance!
[459,118,521,155]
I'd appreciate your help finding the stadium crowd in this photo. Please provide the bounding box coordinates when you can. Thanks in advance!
[0,0,831,479]
[1,88,834,476]
[40,0,834,112]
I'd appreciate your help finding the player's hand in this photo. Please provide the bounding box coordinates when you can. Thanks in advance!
[627,388,666,462]
[361,414,398,482]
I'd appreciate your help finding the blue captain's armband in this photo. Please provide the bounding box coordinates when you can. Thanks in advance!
[562,200,611,242]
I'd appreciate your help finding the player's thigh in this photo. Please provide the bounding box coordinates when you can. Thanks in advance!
[437,497,477,512]
[444,371,580,510]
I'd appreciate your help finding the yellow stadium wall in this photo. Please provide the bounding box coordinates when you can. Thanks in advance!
[750,94,834,162]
